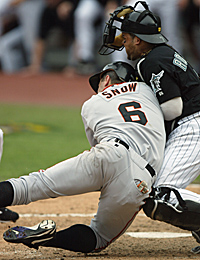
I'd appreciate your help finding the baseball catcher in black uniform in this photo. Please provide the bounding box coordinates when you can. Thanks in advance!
[99,0,200,253]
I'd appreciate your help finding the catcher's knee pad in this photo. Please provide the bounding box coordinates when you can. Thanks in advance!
[143,188,200,231]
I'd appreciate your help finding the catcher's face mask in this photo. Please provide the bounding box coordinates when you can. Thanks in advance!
[98,1,166,55]
[98,5,134,55]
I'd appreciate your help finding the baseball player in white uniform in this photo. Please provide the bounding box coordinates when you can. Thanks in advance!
[2,61,165,253]
[0,129,19,222]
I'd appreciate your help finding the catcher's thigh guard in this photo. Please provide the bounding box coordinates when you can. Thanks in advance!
[143,188,200,231]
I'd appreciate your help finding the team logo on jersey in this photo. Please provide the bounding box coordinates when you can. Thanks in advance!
[150,70,164,96]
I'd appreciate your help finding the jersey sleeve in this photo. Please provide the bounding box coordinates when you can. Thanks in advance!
[81,98,98,147]
[139,58,181,104]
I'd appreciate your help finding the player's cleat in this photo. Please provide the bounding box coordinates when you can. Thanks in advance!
[192,229,200,243]
[191,246,200,254]
[3,219,56,249]
[0,208,19,222]
[191,230,200,254]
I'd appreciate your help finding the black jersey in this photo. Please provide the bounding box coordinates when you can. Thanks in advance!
[136,44,200,121]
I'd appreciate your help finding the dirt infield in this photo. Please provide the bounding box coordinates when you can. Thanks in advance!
[0,73,200,259]
[1,188,200,260]
[0,73,93,106]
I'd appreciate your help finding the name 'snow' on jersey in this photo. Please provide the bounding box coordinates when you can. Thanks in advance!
[84,81,164,133]
[81,81,166,172]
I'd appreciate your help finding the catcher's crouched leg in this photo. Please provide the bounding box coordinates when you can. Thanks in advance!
[143,188,200,231]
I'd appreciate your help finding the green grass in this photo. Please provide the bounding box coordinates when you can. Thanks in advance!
[0,103,90,180]
[0,103,199,184]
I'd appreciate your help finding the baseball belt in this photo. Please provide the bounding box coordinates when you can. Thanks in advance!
[114,138,155,178]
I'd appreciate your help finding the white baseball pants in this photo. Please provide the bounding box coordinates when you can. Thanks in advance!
[9,140,155,250]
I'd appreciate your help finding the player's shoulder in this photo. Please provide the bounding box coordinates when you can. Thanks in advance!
[81,94,99,117]
[144,44,175,64]
[82,94,103,108]
[137,44,177,78]
[151,44,175,56]
[83,94,98,105]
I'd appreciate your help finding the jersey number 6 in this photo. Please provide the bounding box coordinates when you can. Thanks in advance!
[118,101,148,126]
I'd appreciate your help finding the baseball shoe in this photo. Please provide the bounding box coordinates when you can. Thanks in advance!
[192,229,200,243]
[3,219,56,249]
[0,207,19,222]
[191,230,200,254]
[191,246,200,254]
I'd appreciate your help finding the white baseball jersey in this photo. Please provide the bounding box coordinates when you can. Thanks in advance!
[9,81,165,251]
[135,44,200,208]
[82,81,165,172]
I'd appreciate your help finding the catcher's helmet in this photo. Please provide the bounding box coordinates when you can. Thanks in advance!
[121,9,168,44]
[89,61,135,93]
[99,1,168,55]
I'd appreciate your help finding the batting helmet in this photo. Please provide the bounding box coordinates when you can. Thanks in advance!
[89,61,136,93]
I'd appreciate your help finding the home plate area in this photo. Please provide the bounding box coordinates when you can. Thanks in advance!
[0,186,199,259]
[19,212,193,239]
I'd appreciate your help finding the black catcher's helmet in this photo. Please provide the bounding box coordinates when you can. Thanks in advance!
[121,7,168,44]
[89,61,136,93]
[99,1,168,55]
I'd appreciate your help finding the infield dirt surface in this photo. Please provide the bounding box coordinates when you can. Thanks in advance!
[0,73,199,260]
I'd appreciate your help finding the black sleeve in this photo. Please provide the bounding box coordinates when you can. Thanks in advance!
[137,45,200,129]
[140,59,181,104]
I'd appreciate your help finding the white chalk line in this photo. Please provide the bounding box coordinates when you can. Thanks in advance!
[19,213,96,218]
[126,232,192,238]
[18,212,192,239]
[16,184,198,239]
[19,212,146,218]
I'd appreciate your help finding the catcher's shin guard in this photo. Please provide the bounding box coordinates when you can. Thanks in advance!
[143,187,200,231]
